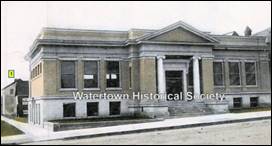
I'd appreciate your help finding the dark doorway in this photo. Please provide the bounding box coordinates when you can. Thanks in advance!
[166,71,183,101]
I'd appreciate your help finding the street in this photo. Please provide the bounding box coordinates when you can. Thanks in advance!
[25,119,271,145]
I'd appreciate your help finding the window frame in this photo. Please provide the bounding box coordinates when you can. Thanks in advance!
[86,102,99,117]
[105,59,122,90]
[63,103,76,118]
[129,64,132,89]
[60,60,77,90]
[245,61,257,87]
[228,61,242,87]
[213,60,225,87]
[233,97,242,108]
[250,97,259,108]
[10,89,14,95]
[109,101,121,116]
[83,60,99,89]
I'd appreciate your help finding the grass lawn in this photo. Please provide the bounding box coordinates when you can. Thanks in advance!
[1,120,24,137]
[13,117,28,123]
[3,116,28,123]
[230,106,271,113]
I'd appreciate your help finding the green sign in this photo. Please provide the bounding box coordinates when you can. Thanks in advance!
[8,70,15,78]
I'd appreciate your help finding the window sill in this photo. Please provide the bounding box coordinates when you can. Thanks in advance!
[87,115,99,118]
[245,85,258,88]
[62,117,76,119]
[59,88,78,91]
[214,85,225,88]
[229,85,242,88]
[106,88,122,91]
[83,88,100,91]
[109,114,121,117]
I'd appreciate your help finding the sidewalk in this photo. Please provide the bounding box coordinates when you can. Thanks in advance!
[1,111,271,144]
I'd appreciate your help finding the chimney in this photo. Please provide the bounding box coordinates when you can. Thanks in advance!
[244,26,252,36]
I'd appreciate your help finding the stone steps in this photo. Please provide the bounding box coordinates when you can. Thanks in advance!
[168,101,213,117]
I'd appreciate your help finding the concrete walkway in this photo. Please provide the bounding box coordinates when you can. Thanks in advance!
[1,111,271,144]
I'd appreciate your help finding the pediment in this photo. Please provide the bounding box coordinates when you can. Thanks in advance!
[150,27,210,43]
[138,21,218,43]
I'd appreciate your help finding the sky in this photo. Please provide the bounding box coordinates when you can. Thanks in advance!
[1,1,271,88]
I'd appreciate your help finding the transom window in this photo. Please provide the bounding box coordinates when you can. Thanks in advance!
[229,62,241,86]
[106,61,120,88]
[84,61,98,88]
[213,62,224,86]
[61,61,76,88]
[245,62,257,86]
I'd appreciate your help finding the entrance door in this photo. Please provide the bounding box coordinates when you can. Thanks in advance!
[166,71,183,101]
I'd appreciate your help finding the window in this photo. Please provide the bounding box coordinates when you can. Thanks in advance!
[87,102,99,116]
[40,63,42,73]
[106,61,120,88]
[250,97,259,107]
[245,62,257,85]
[110,102,121,115]
[35,67,37,76]
[34,67,36,77]
[213,62,224,86]
[233,97,242,108]
[188,61,193,86]
[37,64,40,75]
[129,66,132,89]
[10,89,14,95]
[63,103,76,117]
[229,62,241,86]
[84,61,98,88]
[61,61,75,88]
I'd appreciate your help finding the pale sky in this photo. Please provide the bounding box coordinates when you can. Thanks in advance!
[1,1,271,88]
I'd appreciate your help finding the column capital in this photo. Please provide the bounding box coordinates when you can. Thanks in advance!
[157,56,166,60]
[193,56,201,60]
[201,55,214,59]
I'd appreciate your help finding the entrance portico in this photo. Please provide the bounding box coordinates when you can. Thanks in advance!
[157,55,201,99]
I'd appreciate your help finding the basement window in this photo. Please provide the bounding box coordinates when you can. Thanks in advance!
[87,102,99,116]
[109,102,121,115]
[63,103,76,118]
[84,61,98,88]
[106,61,120,88]
[233,97,242,108]
[250,97,259,107]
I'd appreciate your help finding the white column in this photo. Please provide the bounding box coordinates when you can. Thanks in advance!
[157,56,166,94]
[193,56,201,97]
[183,70,187,99]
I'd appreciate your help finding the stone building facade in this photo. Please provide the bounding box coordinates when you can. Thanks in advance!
[25,21,271,125]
